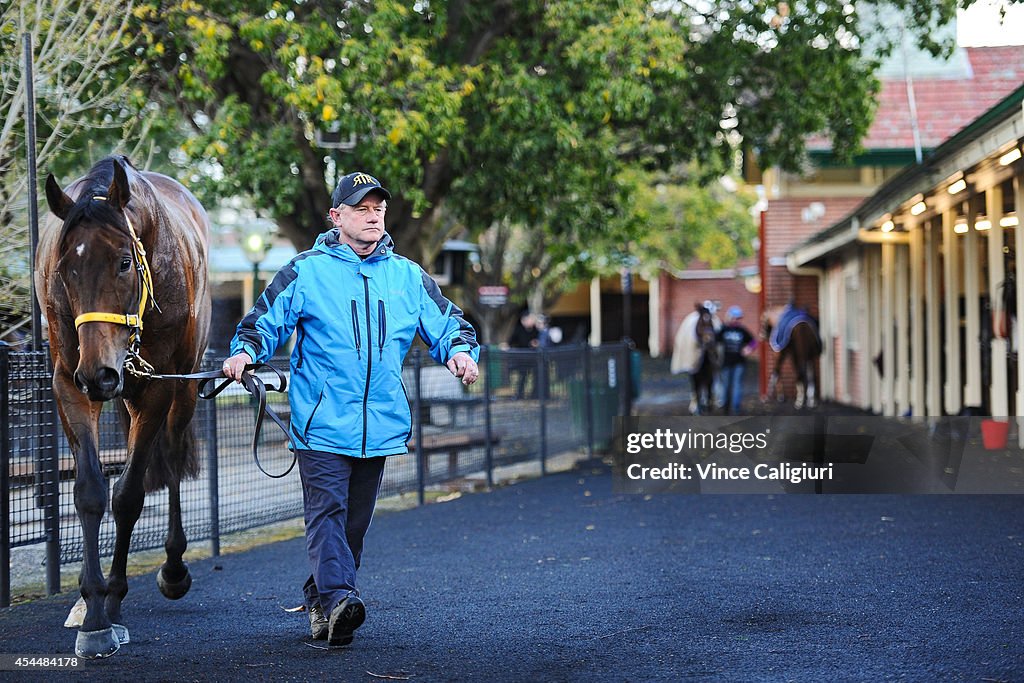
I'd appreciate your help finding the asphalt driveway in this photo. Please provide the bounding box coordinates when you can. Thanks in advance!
[1,457,1022,682]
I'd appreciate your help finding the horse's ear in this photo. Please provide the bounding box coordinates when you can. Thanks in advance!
[45,174,74,221]
[107,160,131,210]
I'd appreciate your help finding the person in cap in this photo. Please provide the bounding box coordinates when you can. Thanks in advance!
[715,305,756,415]
[221,171,480,647]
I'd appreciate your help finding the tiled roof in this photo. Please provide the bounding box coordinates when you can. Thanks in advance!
[808,46,1024,152]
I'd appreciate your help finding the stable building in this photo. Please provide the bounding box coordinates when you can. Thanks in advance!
[790,84,1024,421]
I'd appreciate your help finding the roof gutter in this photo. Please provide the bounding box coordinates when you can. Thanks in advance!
[790,217,862,268]
[786,253,824,278]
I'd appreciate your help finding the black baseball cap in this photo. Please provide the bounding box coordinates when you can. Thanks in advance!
[331,171,391,207]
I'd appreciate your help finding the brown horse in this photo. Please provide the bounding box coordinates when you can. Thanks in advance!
[761,305,822,409]
[35,156,210,658]
[690,304,721,414]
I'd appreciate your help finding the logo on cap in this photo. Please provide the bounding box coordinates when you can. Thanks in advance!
[332,171,392,207]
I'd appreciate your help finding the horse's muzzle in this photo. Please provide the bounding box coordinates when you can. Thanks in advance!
[74,367,123,400]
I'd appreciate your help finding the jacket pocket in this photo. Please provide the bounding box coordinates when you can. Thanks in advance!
[377,299,387,361]
[295,323,306,369]
[302,377,364,450]
[351,299,362,361]
[302,384,327,442]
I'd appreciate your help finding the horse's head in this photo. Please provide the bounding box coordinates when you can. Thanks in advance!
[694,304,717,347]
[45,161,138,400]
[760,312,772,341]
[760,307,781,341]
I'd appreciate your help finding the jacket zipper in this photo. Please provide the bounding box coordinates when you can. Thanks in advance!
[361,278,373,456]
[377,300,386,361]
[351,300,361,361]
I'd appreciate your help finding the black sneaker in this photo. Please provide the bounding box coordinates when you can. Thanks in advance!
[309,603,328,640]
[327,595,366,647]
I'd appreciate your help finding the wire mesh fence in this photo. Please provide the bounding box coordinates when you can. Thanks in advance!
[1,341,634,606]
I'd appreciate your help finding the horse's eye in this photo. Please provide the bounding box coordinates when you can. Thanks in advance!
[119,257,132,272]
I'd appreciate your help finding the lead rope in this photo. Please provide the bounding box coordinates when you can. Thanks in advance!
[146,364,301,478]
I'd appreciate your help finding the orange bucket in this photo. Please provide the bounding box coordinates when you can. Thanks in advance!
[981,419,1010,450]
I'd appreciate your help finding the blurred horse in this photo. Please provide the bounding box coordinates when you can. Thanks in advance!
[36,156,210,658]
[761,304,822,409]
[671,303,720,414]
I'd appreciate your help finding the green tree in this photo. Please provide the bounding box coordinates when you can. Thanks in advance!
[462,168,757,343]
[630,169,759,274]
[124,0,1003,341]
[127,0,945,256]
[0,0,161,340]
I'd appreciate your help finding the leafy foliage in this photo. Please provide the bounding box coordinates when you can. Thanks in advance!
[123,0,944,262]
[6,0,1002,340]
[0,0,160,340]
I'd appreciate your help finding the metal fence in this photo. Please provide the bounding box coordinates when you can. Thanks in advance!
[0,341,634,606]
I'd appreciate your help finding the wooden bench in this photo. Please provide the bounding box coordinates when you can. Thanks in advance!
[417,395,484,427]
[407,428,503,478]
[9,450,128,486]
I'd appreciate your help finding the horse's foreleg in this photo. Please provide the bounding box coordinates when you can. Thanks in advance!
[156,387,199,600]
[767,354,783,403]
[105,437,153,644]
[106,389,172,640]
[687,373,699,414]
[53,374,119,659]
[157,478,192,599]
[806,361,817,408]
[794,359,808,410]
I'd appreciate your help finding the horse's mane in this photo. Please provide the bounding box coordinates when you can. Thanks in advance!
[58,157,135,247]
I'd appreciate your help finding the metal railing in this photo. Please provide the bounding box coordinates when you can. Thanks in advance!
[0,341,635,606]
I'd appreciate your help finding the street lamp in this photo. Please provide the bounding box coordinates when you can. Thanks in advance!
[241,228,272,306]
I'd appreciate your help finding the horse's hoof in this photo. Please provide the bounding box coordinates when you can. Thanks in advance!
[157,566,192,600]
[111,623,130,645]
[75,628,120,659]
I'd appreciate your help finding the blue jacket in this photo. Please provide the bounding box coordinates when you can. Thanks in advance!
[230,230,480,457]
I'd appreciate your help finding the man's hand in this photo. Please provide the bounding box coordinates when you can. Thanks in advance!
[447,351,480,386]
[222,352,253,383]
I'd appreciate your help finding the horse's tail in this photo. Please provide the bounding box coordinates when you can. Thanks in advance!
[144,417,200,493]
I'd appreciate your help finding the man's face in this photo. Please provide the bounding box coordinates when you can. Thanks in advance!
[329,193,387,253]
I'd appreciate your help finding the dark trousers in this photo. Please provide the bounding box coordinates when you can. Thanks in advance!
[297,450,387,615]
[720,362,746,415]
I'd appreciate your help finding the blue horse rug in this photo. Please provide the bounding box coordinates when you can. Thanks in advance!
[769,307,816,353]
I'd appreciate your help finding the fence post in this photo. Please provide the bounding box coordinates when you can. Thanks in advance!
[204,372,221,557]
[1,343,11,607]
[583,344,595,459]
[621,341,633,418]
[483,346,494,489]
[537,347,547,476]
[41,349,61,595]
[413,349,425,506]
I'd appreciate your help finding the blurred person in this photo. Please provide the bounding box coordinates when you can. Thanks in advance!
[508,310,539,399]
[716,305,756,415]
